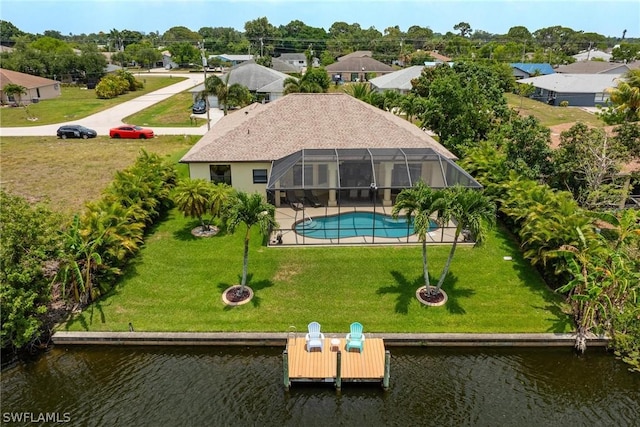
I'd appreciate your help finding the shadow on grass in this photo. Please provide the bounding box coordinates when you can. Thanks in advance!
[217,273,274,310]
[536,303,575,333]
[437,272,475,315]
[63,299,111,331]
[377,270,425,314]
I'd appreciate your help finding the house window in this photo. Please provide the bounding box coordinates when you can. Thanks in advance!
[210,165,232,185]
[253,169,268,184]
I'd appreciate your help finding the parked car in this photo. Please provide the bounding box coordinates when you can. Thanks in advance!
[192,99,207,114]
[109,125,154,139]
[56,125,97,139]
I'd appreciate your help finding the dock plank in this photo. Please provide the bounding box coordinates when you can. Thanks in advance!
[286,337,385,383]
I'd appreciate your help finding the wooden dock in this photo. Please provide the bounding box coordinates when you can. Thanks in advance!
[283,337,390,390]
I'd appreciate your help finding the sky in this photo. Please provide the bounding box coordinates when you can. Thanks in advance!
[1,0,638,39]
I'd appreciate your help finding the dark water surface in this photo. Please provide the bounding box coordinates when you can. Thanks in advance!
[1,345,639,427]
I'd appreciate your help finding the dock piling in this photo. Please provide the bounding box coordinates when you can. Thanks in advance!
[335,350,342,391]
[283,349,290,391]
[383,350,391,390]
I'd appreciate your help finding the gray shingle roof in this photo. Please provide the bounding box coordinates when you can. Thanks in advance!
[325,57,394,73]
[555,61,629,74]
[0,68,58,89]
[369,66,424,91]
[181,93,455,163]
[518,73,619,93]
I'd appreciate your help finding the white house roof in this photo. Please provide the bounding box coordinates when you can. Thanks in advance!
[517,73,619,93]
[190,61,292,94]
[572,50,612,62]
[181,93,456,164]
[214,54,254,62]
[369,66,424,91]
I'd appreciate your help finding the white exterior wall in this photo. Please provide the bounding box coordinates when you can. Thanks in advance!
[187,162,271,195]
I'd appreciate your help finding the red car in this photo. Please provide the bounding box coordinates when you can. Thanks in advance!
[109,125,154,139]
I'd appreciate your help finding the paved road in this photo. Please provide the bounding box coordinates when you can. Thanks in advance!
[0,73,222,137]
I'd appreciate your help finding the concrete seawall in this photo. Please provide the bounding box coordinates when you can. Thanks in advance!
[51,331,610,347]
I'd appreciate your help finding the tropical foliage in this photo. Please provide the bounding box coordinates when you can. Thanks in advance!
[201,73,252,115]
[174,179,233,231]
[0,191,62,351]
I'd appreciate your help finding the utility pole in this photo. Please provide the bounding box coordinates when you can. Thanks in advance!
[201,39,210,131]
[260,37,264,57]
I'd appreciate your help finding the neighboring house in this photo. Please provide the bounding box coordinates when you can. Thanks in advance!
[572,49,612,62]
[180,93,480,208]
[161,51,179,69]
[0,45,14,53]
[189,60,292,107]
[369,65,425,94]
[105,63,123,74]
[427,50,452,63]
[0,68,61,104]
[337,51,372,61]
[271,58,300,74]
[510,63,555,79]
[555,61,631,75]
[210,54,254,67]
[278,53,307,71]
[325,57,394,82]
[517,73,618,107]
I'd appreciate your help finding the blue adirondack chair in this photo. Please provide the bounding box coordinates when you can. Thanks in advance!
[305,321,325,352]
[345,322,365,352]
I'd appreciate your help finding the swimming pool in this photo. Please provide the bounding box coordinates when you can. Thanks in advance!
[294,211,436,239]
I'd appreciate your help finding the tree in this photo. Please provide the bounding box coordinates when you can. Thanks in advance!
[167,42,200,67]
[516,82,536,110]
[283,67,330,94]
[605,70,640,123]
[553,123,630,209]
[201,72,251,115]
[501,115,554,180]
[391,182,443,295]
[224,192,277,297]
[432,187,496,292]
[3,83,26,105]
[0,191,61,351]
[453,22,472,38]
[174,179,232,232]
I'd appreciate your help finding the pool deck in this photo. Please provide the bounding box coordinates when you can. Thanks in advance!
[272,205,462,246]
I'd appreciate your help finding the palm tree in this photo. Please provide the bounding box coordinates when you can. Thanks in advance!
[607,70,640,122]
[283,67,331,95]
[201,72,251,116]
[433,186,496,292]
[174,179,214,231]
[225,192,277,297]
[3,83,27,106]
[343,82,374,103]
[392,182,443,294]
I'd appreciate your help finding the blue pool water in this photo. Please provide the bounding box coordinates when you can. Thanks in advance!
[295,211,435,239]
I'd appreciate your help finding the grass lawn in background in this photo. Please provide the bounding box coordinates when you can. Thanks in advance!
[0,76,187,127]
[123,91,205,127]
[62,211,573,334]
[0,135,196,214]
[505,93,604,127]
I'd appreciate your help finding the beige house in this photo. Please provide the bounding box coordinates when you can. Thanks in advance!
[325,56,395,82]
[181,93,479,207]
[0,68,61,104]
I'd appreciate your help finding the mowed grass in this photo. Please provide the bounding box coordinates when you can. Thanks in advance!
[0,76,187,127]
[123,91,205,127]
[63,211,573,334]
[0,135,197,215]
[505,93,604,127]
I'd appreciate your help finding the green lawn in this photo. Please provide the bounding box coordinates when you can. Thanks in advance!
[505,93,604,127]
[123,90,206,127]
[63,212,573,334]
[0,76,187,127]
[0,136,196,214]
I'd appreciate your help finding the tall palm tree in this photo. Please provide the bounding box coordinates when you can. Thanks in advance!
[392,182,443,294]
[201,72,251,116]
[225,192,277,297]
[433,186,496,292]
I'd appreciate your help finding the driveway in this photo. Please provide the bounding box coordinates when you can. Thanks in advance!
[0,73,222,137]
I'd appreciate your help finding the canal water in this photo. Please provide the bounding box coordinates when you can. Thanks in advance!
[1,345,638,426]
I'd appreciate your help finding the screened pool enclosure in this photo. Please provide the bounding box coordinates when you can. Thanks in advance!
[266,148,482,245]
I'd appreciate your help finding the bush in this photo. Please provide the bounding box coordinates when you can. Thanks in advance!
[559,100,569,107]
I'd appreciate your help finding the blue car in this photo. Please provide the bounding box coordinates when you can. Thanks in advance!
[192,99,207,114]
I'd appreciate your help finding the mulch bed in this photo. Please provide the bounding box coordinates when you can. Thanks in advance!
[224,286,252,303]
